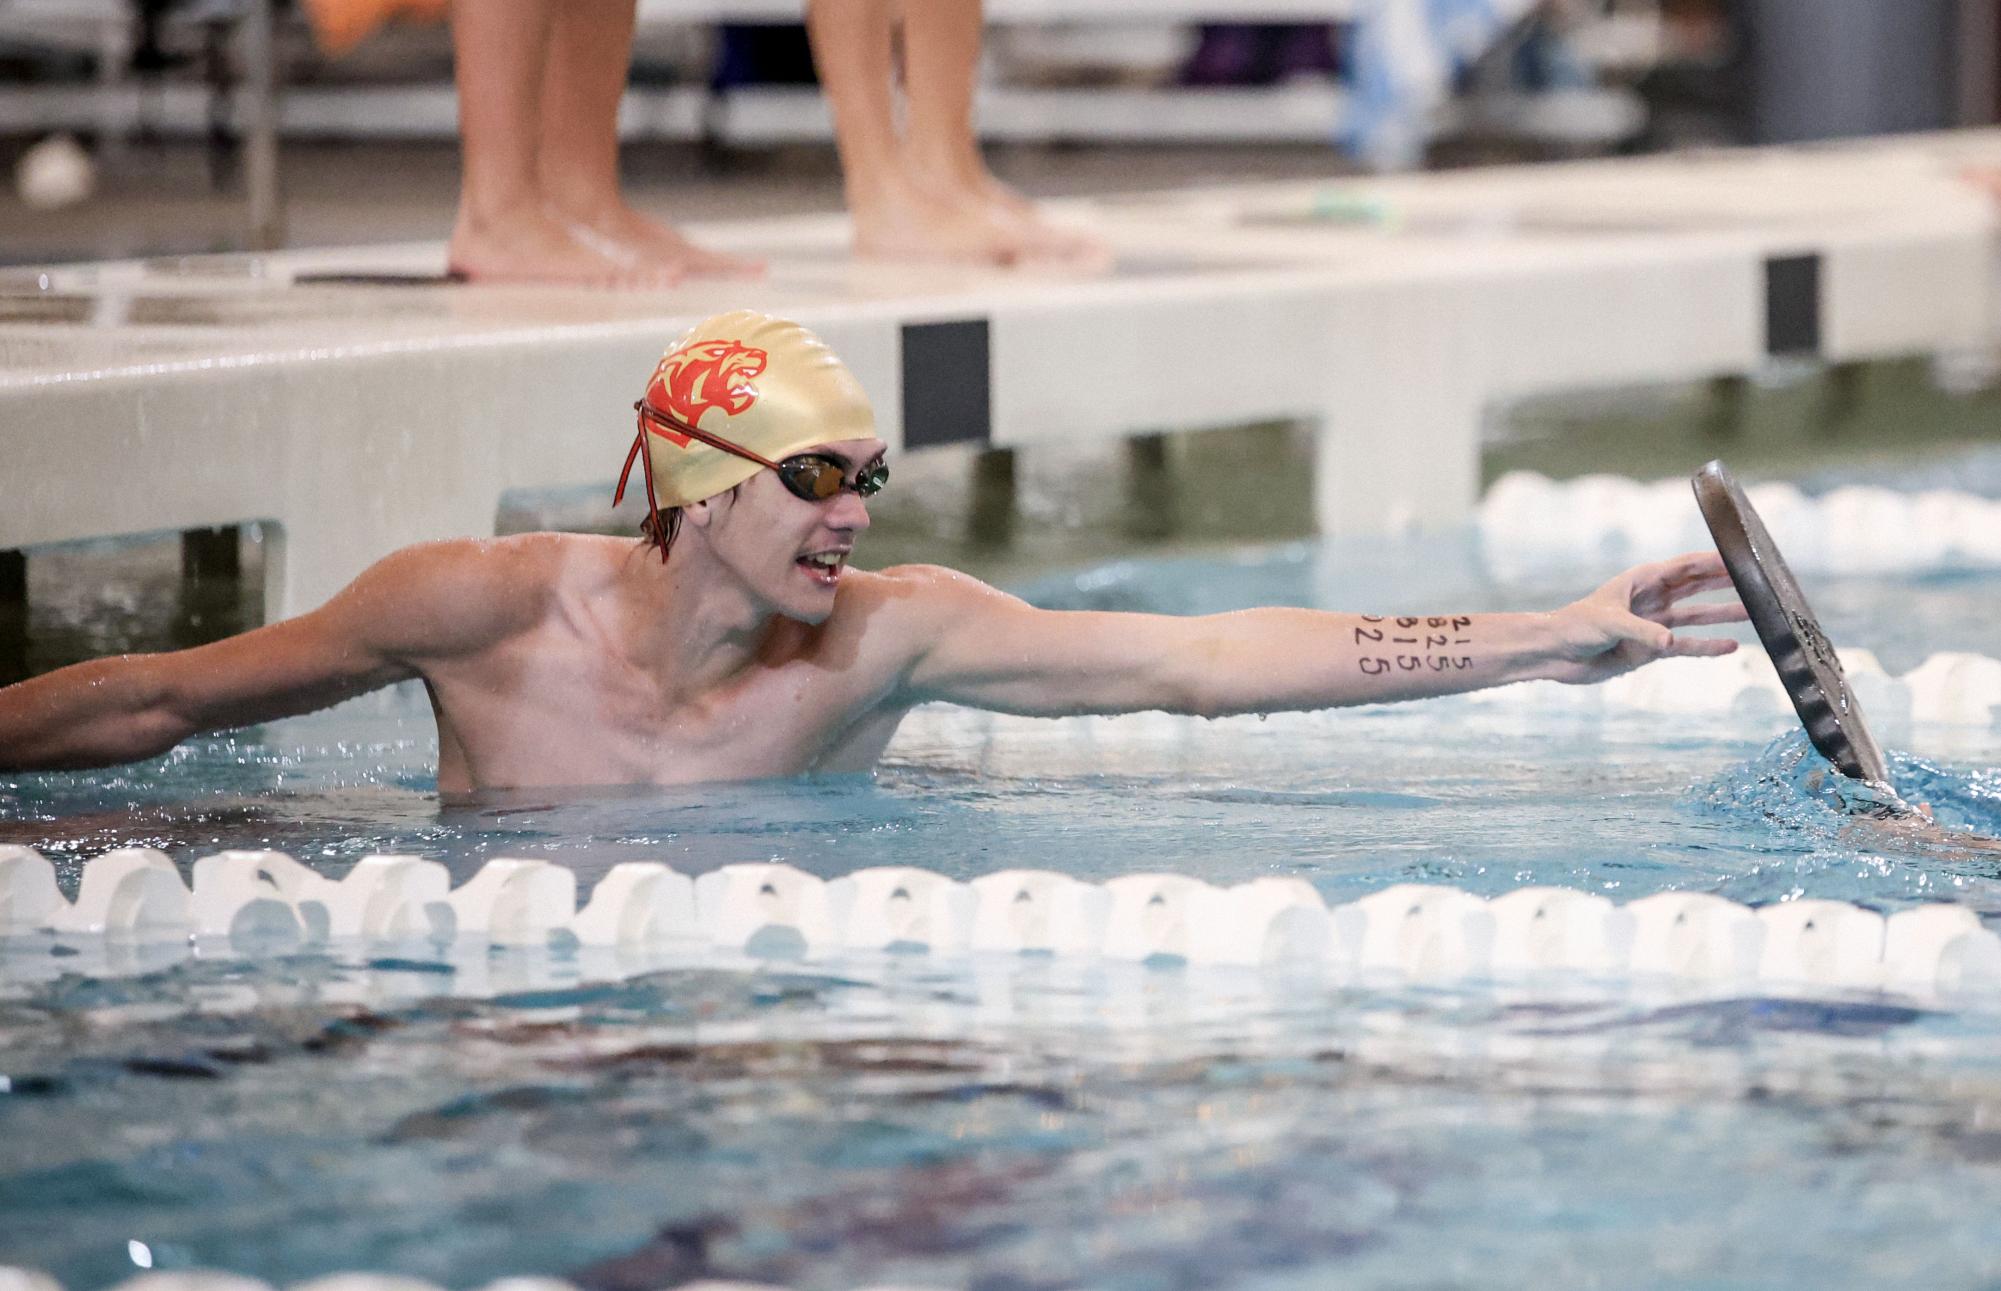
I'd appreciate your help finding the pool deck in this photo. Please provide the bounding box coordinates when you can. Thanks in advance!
[3,128,1998,618]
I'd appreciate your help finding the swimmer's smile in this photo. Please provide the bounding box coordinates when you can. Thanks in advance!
[798,546,851,588]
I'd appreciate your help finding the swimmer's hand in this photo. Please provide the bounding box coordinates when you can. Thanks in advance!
[1539,551,1750,685]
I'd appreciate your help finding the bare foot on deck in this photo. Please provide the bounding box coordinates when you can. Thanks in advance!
[911,152,1109,269]
[850,171,1032,266]
[553,199,764,280]
[446,208,679,289]
[1963,167,2001,204]
[994,199,1110,269]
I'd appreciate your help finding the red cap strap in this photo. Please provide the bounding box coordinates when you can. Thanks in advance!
[617,399,787,563]
[634,400,786,472]
[615,413,670,562]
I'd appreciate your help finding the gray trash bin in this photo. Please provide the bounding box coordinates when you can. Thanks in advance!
[1747,0,1957,143]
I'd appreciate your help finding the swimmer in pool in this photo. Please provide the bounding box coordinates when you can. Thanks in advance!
[0,310,1748,794]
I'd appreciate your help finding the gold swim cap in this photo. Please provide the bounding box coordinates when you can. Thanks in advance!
[615,311,878,550]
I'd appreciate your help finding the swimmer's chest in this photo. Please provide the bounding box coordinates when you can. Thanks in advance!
[431,636,887,786]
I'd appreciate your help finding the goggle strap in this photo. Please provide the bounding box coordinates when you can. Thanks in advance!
[613,427,642,508]
[635,400,785,472]
[615,415,670,563]
[622,400,878,531]
[638,427,667,563]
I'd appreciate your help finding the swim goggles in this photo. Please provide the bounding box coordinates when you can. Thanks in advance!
[772,452,889,502]
[617,399,889,560]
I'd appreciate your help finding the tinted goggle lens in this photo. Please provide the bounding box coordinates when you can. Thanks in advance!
[854,460,888,496]
[779,456,888,501]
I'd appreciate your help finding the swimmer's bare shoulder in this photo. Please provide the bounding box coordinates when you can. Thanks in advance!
[825,563,1079,711]
[825,563,994,647]
[0,534,576,772]
[797,564,978,694]
[345,532,586,664]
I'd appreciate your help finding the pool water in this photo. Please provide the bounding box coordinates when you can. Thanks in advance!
[6,516,2001,1290]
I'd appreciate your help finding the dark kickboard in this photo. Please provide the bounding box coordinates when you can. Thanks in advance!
[1692,460,1892,787]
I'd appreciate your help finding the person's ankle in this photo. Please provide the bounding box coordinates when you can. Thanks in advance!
[453,186,552,238]
[902,146,984,195]
[844,184,920,232]
[902,126,980,171]
[541,188,621,230]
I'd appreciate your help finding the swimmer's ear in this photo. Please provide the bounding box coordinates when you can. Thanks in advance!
[682,482,742,530]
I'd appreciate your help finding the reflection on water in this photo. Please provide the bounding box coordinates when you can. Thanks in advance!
[7,947,2001,1291]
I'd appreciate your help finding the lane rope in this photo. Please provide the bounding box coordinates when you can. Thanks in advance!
[3,847,1996,1000]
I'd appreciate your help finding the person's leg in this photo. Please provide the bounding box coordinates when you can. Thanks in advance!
[448,0,641,284]
[807,0,1021,263]
[537,0,759,277]
[898,0,1017,210]
[897,0,1106,263]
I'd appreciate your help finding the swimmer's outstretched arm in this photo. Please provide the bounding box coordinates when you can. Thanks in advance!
[0,541,529,772]
[888,552,1748,718]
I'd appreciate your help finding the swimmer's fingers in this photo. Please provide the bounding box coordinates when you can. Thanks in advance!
[1653,550,1730,586]
[1656,600,1749,628]
[1619,552,1732,613]
[1656,571,1735,605]
[1641,575,1736,616]
[1662,634,1739,659]
[1663,570,1735,598]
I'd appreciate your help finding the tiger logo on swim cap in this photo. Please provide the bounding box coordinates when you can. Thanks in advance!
[619,309,878,515]
[642,339,767,446]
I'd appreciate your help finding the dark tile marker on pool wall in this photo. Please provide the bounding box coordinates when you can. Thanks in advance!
[1764,254,1822,359]
[900,318,991,449]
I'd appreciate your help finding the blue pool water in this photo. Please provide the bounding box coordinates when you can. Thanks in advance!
[6,522,2001,1290]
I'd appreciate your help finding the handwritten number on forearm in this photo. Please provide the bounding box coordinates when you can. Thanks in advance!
[1354,615,1478,679]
